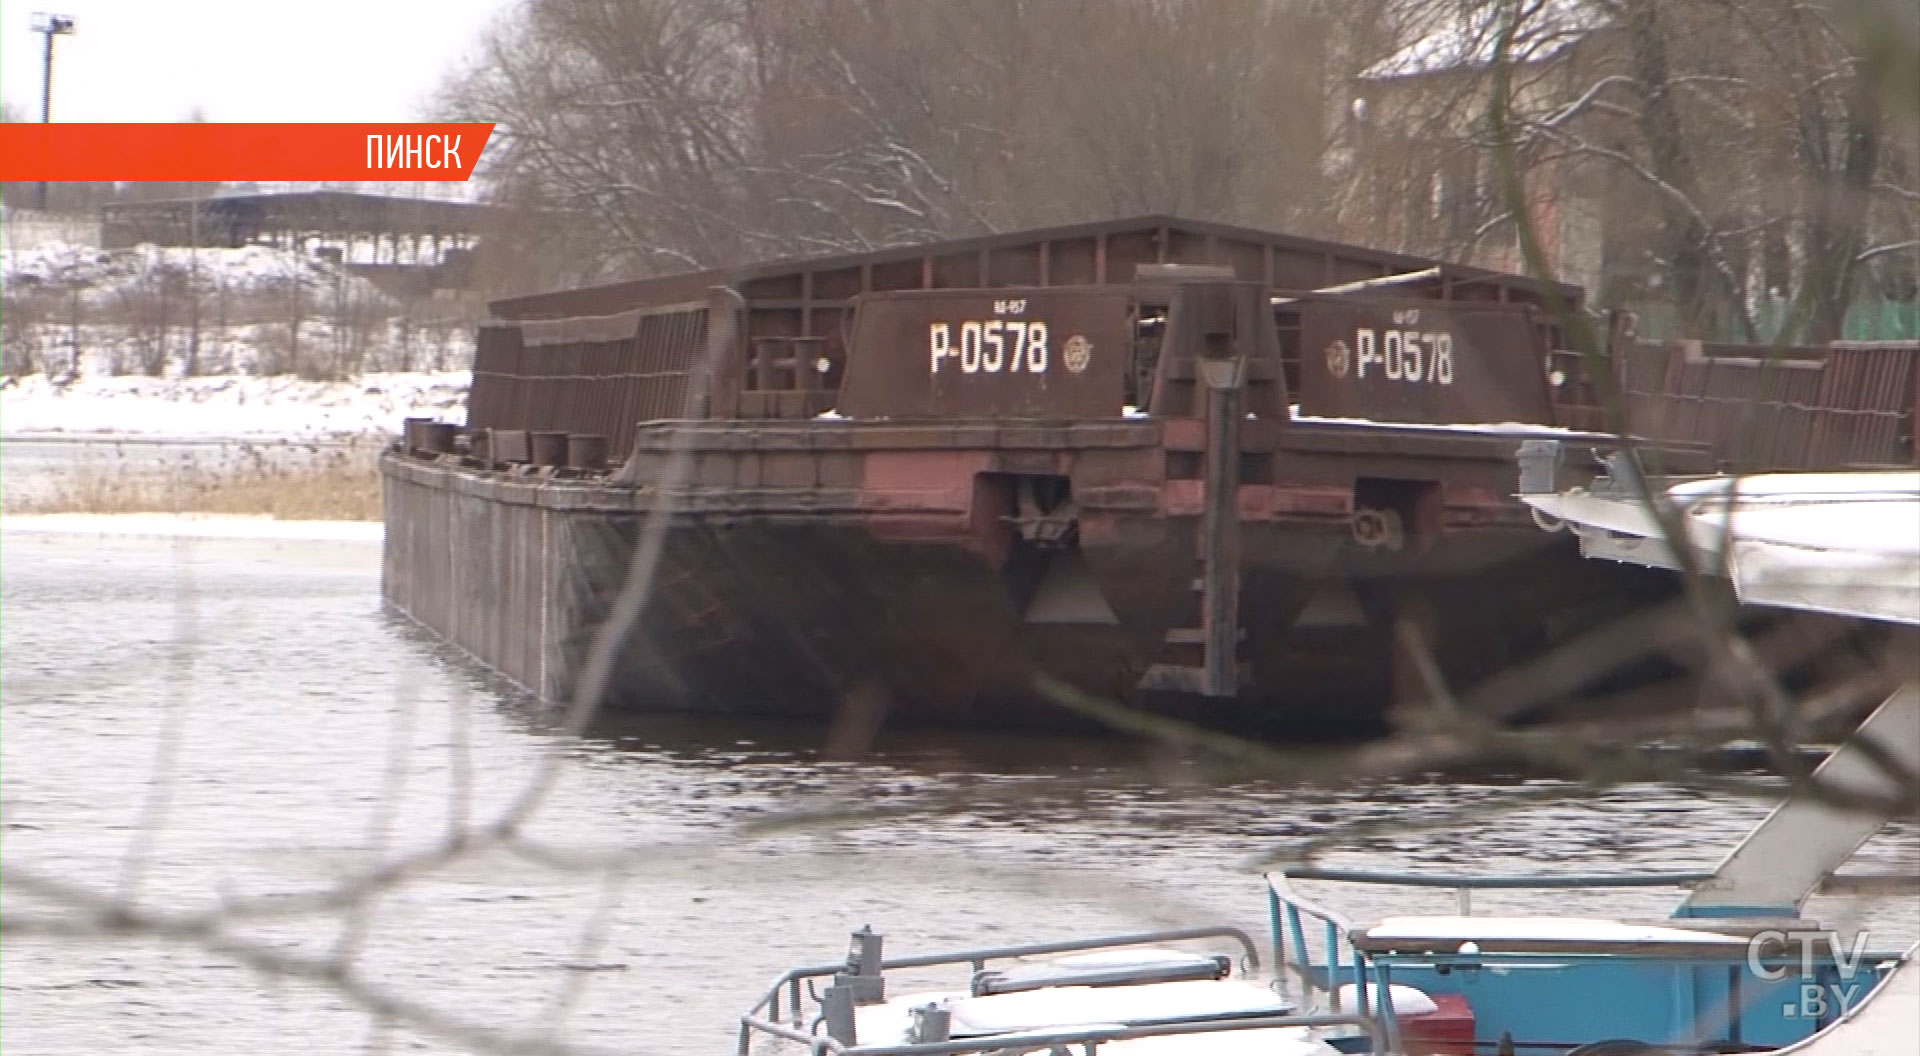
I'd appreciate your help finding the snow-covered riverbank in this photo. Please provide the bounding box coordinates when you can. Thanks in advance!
[0,371,468,440]
[0,512,382,541]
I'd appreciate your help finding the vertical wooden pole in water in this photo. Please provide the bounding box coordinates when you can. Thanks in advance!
[1195,283,1248,698]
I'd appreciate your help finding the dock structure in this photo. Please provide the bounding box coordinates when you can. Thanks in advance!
[380,215,1920,736]
[100,189,495,295]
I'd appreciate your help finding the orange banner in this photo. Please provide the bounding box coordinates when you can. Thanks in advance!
[0,123,496,181]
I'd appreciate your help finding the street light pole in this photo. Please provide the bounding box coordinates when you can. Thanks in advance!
[30,12,77,210]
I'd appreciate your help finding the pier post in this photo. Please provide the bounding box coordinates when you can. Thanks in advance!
[1193,283,1249,698]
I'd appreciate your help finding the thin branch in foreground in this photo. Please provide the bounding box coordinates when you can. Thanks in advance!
[2,866,621,1056]
[534,865,633,1043]
[116,537,200,907]
[333,671,422,971]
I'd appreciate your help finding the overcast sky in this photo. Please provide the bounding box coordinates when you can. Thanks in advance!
[2,0,513,123]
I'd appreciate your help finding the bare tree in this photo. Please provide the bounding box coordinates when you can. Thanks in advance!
[438,0,1338,288]
[440,0,760,280]
[115,256,177,377]
[1343,0,1920,339]
[256,248,312,378]
[0,291,50,377]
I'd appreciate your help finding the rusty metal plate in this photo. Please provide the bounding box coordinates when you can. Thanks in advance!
[836,288,1133,419]
[1617,340,1920,469]
[1295,297,1553,425]
[465,307,707,460]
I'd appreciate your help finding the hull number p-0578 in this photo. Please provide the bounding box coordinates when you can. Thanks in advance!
[929,319,1053,375]
[1352,327,1455,385]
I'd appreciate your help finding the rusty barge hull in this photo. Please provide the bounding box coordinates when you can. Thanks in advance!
[383,415,1669,736]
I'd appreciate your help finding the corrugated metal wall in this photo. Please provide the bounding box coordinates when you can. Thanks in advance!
[382,463,558,697]
[383,459,648,704]
[1622,340,1919,469]
[467,303,711,458]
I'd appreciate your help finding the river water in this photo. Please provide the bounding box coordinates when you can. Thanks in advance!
[2,527,1915,1055]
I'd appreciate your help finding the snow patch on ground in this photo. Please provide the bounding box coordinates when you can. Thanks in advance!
[7,320,476,380]
[5,239,479,377]
[0,513,382,542]
[3,242,387,309]
[1,371,469,440]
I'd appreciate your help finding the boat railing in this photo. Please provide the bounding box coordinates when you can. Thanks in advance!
[737,925,1275,1056]
[739,1010,1387,1055]
[1275,866,1715,917]
[1263,872,1385,1027]
[1264,868,1720,1042]
[1269,865,1920,923]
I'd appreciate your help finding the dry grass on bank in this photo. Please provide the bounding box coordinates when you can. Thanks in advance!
[4,449,383,521]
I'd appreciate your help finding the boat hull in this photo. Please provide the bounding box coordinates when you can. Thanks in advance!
[381,436,1697,739]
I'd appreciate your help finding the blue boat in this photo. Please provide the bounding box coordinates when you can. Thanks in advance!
[1266,673,1917,1052]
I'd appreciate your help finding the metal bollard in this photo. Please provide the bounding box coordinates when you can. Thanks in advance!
[1516,438,1562,495]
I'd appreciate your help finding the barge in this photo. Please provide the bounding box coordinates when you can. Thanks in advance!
[379,216,1919,737]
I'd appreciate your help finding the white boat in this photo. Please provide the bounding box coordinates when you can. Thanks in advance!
[1514,451,1919,626]
[736,925,1381,1054]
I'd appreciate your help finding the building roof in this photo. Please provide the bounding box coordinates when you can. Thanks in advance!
[1361,0,1606,81]
[100,190,499,237]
